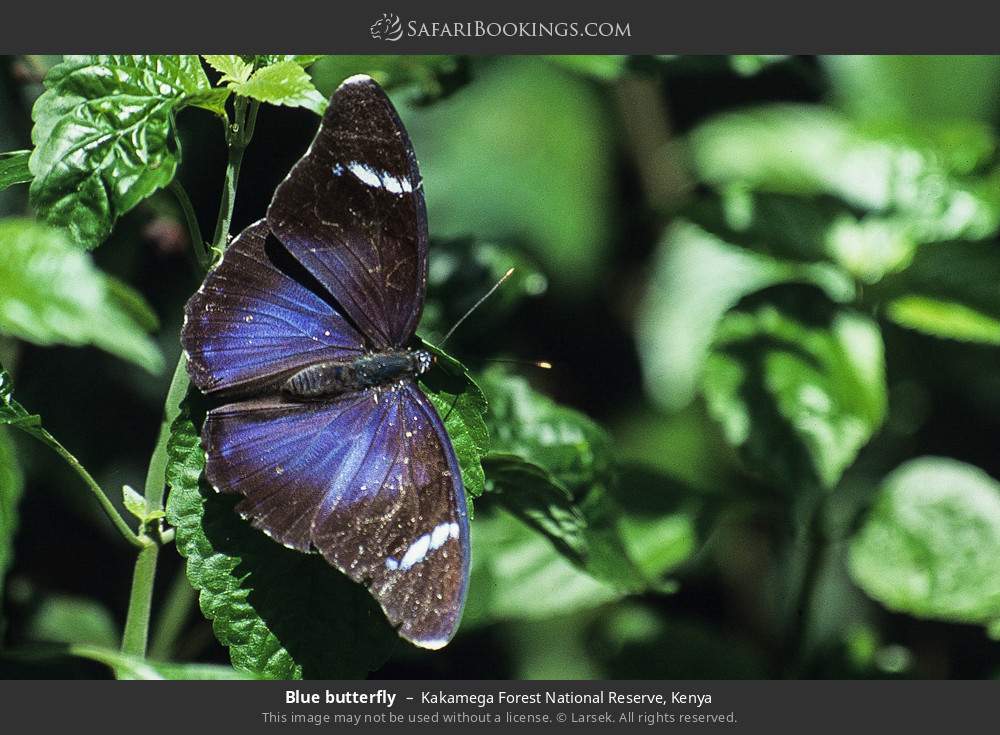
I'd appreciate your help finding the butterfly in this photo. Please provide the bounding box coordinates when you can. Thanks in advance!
[180,74,469,650]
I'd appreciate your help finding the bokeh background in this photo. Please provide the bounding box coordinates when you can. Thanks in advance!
[2,55,1000,679]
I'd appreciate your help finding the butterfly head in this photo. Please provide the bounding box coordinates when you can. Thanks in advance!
[413,349,434,376]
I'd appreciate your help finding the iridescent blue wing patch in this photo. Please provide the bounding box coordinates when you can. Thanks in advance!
[182,219,364,396]
[203,382,469,649]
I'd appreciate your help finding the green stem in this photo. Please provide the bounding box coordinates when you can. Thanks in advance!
[119,92,261,661]
[149,566,197,660]
[210,97,257,260]
[142,356,190,513]
[37,430,144,549]
[168,179,208,270]
[120,539,158,657]
[780,494,826,677]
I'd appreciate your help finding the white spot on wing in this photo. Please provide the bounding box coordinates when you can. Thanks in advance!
[431,521,458,548]
[347,161,382,188]
[385,522,459,572]
[346,160,413,194]
[399,534,431,570]
[382,175,413,194]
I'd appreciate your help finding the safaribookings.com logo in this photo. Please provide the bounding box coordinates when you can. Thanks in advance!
[370,13,404,41]
[370,13,631,41]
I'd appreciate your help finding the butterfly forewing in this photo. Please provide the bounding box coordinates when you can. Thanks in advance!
[267,75,428,349]
[181,219,365,396]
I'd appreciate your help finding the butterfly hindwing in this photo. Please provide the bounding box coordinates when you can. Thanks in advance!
[267,75,428,349]
[181,219,365,396]
[202,382,470,649]
[203,392,377,552]
[311,381,469,649]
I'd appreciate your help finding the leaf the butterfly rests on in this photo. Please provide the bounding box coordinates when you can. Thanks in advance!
[180,75,473,650]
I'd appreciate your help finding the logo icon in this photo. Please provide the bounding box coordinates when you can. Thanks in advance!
[370,13,403,42]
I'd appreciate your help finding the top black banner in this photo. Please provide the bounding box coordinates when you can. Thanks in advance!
[6,0,1000,53]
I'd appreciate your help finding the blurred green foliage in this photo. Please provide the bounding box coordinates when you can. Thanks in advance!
[399,58,616,292]
[849,458,1000,637]
[1,54,1000,680]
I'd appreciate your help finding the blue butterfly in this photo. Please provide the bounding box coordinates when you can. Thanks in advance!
[181,75,469,649]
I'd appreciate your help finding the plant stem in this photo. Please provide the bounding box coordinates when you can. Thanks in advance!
[121,538,157,657]
[38,430,144,549]
[149,566,197,660]
[168,179,208,270]
[780,494,826,677]
[142,356,190,513]
[119,92,261,661]
[210,97,257,259]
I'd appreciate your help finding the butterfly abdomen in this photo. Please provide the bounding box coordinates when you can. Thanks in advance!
[283,350,433,399]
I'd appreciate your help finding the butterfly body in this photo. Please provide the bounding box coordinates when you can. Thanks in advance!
[180,75,470,650]
[282,350,434,400]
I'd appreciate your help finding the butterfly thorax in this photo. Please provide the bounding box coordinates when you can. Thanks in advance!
[282,349,433,400]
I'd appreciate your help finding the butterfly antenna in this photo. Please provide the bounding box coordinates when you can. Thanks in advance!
[438,267,515,347]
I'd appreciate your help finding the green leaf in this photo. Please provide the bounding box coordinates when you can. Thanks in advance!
[703,300,887,491]
[478,369,647,590]
[104,277,161,333]
[257,55,324,69]
[202,55,253,85]
[543,56,629,80]
[610,465,702,581]
[165,396,397,679]
[484,454,587,552]
[880,241,1000,346]
[824,55,1000,125]
[231,61,326,115]
[690,191,918,285]
[30,55,213,248]
[121,485,146,521]
[463,507,624,627]
[0,361,44,440]
[479,367,613,492]
[310,56,459,100]
[186,87,231,116]
[0,150,32,190]
[69,644,255,680]
[886,296,1000,346]
[26,595,119,648]
[848,457,1000,633]
[689,105,1000,244]
[483,453,646,591]
[636,219,855,411]
[0,218,162,372]
[0,428,24,632]
[417,340,490,510]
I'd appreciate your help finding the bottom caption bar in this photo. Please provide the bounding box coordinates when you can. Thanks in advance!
[3,680,992,732]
